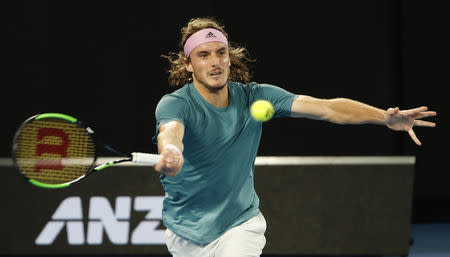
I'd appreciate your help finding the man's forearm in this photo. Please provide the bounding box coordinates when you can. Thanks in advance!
[325,98,387,125]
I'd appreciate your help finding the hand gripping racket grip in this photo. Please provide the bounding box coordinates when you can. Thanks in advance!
[131,152,162,165]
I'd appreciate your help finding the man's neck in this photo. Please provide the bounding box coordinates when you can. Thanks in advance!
[193,82,229,108]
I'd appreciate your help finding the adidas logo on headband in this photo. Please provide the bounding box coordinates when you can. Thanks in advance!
[205,32,216,38]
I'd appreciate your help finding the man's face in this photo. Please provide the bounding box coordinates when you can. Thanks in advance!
[185,42,231,92]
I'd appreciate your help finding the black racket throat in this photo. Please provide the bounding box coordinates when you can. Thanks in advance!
[94,137,131,158]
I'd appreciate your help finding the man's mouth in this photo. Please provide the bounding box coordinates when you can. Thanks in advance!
[209,70,223,76]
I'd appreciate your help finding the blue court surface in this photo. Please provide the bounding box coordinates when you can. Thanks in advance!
[405,223,450,257]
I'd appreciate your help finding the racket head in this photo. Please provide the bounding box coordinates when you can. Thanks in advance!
[12,113,97,189]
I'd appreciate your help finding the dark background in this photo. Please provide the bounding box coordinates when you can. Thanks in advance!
[3,0,448,222]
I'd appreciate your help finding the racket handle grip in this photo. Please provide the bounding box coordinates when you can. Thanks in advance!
[131,152,161,165]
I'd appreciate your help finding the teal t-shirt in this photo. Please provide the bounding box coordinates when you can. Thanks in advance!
[154,81,296,244]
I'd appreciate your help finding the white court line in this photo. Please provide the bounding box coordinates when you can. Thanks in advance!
[0,156,415,167]
[254,156,415,165]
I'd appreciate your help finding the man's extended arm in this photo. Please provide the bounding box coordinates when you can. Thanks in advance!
[290,95,436,145]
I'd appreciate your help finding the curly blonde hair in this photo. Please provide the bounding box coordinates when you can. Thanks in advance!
[162,17,254,87]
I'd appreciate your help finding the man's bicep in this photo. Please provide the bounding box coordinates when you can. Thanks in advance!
[159,120,185,136]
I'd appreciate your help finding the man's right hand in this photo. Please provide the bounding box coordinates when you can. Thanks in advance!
[154,144,184,176]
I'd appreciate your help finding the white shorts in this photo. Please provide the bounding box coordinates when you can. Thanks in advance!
[164,212,267,257]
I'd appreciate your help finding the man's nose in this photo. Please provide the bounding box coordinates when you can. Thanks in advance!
[211,54,220,66]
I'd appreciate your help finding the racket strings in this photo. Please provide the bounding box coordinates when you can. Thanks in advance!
[15,119,95,184]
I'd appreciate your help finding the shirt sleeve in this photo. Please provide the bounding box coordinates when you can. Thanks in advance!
[248,82,297,117]
[153,94,190,144]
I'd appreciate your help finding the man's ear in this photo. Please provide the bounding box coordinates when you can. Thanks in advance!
[185,60,193,72]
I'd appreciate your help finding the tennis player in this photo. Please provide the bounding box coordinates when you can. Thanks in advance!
[153,17,436,257]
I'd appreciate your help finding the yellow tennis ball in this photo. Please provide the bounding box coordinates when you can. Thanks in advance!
[250,100,274,122]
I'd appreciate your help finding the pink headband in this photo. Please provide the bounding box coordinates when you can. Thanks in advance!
[183,28,229,58]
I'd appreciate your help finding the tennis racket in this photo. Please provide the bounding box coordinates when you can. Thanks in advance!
[11,113,161,189]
